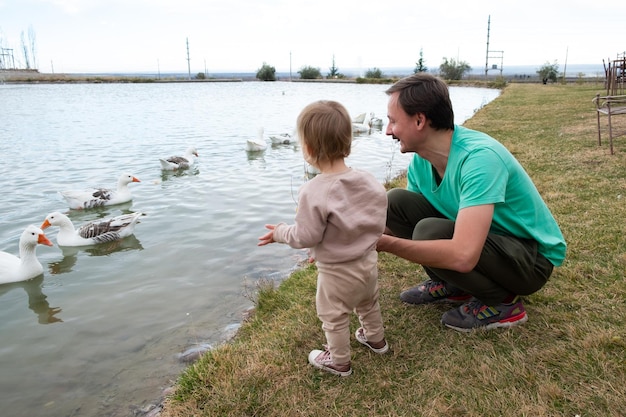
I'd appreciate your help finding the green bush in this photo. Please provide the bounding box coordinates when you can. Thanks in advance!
[256,62,276,81]
[537,61,559,84]
[439,57,471,80]
[298,66,322,79]
[365,68,384,78]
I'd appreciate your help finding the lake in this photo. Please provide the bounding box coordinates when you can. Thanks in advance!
[0,80,500,417]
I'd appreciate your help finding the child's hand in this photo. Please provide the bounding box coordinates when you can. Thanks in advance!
[257,224,276,246]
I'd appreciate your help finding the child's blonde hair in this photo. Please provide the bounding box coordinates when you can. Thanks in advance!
[297,100,352,165]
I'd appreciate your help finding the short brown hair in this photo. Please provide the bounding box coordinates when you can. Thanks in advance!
[297,100,352,164]
[385,73,454,130]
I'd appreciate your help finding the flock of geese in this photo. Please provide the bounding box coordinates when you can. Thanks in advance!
[3,113,384,286]
[245,113,384,153]
[0,147,199,285]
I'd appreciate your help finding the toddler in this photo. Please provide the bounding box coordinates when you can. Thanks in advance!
[258,100,389,376]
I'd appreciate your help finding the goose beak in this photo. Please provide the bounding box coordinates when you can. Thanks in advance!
[41,219,51,230]
[38,233,53,246]
[132,177,141,183]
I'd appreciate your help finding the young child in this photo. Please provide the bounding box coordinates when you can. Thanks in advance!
[258,100,389,376]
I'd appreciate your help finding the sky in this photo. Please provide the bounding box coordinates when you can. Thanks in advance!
[1,0,625,75]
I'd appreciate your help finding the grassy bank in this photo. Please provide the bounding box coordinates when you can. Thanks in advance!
[161,83,625,417]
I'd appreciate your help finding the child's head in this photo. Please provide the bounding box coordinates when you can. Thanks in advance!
[296,100,352,166]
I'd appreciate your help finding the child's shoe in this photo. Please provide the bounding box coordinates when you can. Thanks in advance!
[308,349,352,376]
[355,327,389,354]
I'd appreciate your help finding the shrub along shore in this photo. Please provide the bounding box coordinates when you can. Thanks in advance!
[159,82,626,416]
[156,82,625,416]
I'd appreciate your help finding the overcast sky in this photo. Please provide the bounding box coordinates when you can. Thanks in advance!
[1,0,624,74]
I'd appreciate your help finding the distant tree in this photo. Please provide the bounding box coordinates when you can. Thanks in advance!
[195,72,206,79]
[28,25,37,70]
[327,55,344,78]
[18,26,38,70]
[298,65,322,79]
[439,57,471,80]
[537,61,559,84]
[414,48,427,73]
[20,31,30,69]
[365,67,384,79]
[256,62,276,81]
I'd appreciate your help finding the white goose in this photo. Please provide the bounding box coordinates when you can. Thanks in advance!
[0,225,53,284]
[246,127,268,152]
[60,173,141,210]
[268,132,297,145]
[159,147,199,171]
[368,112,383,130]
[41,211,144,246]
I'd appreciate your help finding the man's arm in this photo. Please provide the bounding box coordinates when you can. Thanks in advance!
[377,204,494,273]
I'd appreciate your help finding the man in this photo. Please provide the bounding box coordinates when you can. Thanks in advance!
[377,73,566,332]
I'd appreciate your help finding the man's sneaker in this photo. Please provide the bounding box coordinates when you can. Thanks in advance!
[400,279,471,305]
[441,296,528,332]
[308,349,352,377]
[355,327,389,354]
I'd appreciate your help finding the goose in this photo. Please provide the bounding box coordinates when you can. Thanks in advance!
[352,112,371,135]
[268,132,297,145]
[159,147,199,171]
[352,122,370,135]
[368,112,383,130]
[0,225,53,284]
[246,127,268,152]
[41,211,144,246]
[60,173,141,209]
[352,112,367,124]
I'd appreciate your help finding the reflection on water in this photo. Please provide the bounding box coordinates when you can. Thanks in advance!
[47,235,144,274]
[160,166,200,182]
[0,276,63,324]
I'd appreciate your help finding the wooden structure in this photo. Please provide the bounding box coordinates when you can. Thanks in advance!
[594,55,626,154]
[602,55,625,96]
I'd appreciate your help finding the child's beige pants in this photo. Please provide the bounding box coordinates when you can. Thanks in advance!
[315,250,385,365]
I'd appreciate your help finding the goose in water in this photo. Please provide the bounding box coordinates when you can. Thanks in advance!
[159,147,199,171]
[60,173,141,210]
[41,211,144,246]
[268,132,297,145]
[0,225,53,284]
[246,127,268,152]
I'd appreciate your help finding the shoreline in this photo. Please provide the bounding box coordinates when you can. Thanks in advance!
[1,69,603,86]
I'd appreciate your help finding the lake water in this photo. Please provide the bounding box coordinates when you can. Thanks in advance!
[0,80,499,417]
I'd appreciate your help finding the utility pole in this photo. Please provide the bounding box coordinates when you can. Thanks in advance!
[484,15,490,78]
[186,37,191,80]
[289,51,292,81]
[563,46,569,82]
[484,15,504,78]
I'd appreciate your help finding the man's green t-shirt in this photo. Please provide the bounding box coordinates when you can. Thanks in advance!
[407,125,566,266]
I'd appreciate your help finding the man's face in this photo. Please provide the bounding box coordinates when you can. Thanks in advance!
[386,93,419,153]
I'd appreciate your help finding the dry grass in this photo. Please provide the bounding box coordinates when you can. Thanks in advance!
[161,83,626,417]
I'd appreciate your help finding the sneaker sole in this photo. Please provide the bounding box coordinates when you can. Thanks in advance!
[443,313,529,333]
[400,292,472,305]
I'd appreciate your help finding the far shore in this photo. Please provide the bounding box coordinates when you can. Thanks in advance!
[1,69,603,86]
